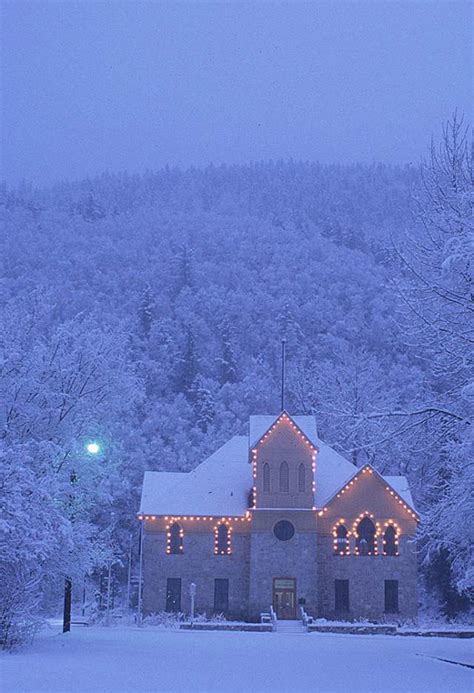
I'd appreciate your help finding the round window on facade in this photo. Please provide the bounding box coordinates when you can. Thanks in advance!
[273,520,295,541]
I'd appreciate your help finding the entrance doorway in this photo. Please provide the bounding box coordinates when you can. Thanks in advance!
[273,578,296,619]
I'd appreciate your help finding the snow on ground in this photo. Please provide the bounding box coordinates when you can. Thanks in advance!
[2,624,473,693]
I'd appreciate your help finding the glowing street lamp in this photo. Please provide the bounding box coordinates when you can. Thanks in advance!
[64,439,103,633]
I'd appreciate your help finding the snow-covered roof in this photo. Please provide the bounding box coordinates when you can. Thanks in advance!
[139,414,416,516]
[384,475,415,510]
[249,413,318,449]
[314,440,356,507]
[139,436,249,516]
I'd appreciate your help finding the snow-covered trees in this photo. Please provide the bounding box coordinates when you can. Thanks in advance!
[217,319,238,386]
[397,113,473,604]
[1,128,471,641]
[0,301,141,647]
[189,376,216,432]
[139,284,155,339]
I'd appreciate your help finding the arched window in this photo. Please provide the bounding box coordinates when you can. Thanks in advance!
[168,522,183,554]
[279,461,289,492]
[356,517,376,555]
[383,525,399,556]
[263,463,270,493]
[214,522,232,555]
[333,524,349,555]
[298,463,306,492]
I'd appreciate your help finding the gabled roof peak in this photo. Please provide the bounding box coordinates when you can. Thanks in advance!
[249,412,318,451]
[317,462,419,520]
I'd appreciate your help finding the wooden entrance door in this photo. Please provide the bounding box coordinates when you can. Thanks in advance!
[273,578,296,619]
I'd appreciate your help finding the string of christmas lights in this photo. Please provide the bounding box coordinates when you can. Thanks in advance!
[255,412,317,451]
[137,513,251,522]
[251,413,318,508]
[382,519,400,556]
[316,466,418,520]
[214,520,232,555]
[332,519,350,555]
[352,512,381,556]
[330,516,403,556]
[165,521,184,555]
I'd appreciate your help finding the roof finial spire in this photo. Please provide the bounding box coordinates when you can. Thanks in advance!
[281,339,286,412]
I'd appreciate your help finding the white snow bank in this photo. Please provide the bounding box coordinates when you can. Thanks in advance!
[2,623,473,693]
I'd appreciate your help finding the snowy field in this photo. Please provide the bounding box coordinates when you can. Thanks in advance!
[2,624,473,693]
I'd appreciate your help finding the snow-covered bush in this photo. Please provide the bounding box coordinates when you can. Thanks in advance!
[143,612,185,628]
[0,565,44,650]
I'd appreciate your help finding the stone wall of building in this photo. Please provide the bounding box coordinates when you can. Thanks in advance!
[315,470,419,620]
[248,509,318,619]
[142,519,251,620]
[316,534,418,620]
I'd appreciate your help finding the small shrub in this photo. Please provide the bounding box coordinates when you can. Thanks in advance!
[143,611,184,628]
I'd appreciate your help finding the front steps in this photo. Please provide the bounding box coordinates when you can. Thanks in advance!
[276,619,306,634]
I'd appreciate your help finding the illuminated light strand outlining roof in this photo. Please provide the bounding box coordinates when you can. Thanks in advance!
[316,464,419,520]
[138,414,417,519]
[249,411,318,451]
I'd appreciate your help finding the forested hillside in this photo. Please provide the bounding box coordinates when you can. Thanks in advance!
[1,116,471,643]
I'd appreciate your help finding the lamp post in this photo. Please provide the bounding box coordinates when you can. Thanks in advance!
[62,440,101,634]
[126,533,132,624]
[105,510,116,627]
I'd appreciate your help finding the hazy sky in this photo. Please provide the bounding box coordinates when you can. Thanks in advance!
[2,1,472,185]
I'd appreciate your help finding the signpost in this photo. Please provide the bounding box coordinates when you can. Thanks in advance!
[106,561,112,626]
[137,521,144,626]
[190,582,196,626]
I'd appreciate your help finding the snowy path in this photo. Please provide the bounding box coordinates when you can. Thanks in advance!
[1,624,472,693]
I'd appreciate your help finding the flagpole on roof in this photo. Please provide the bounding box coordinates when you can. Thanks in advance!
[281,339,286,412]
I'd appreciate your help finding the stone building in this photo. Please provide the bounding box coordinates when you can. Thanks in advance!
[138,412,418,621]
